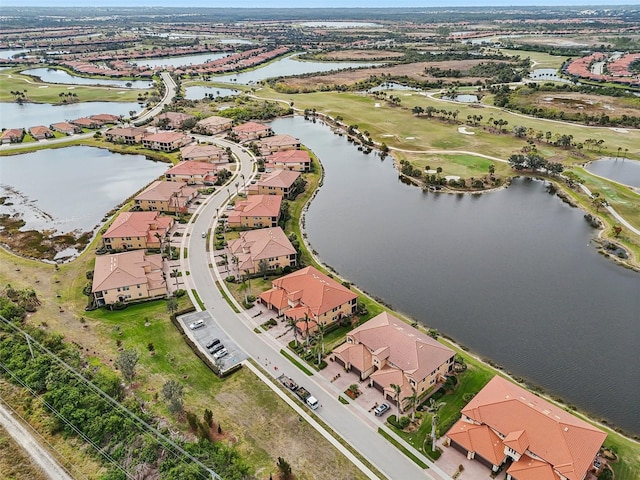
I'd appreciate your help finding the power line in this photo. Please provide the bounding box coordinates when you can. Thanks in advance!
[0,316,222,480]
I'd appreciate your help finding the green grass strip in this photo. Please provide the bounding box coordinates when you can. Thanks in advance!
[191,289,205,311]
[280,349,313,376]
[182,248,188,259]
[378,428,429,469]
[338,395,349,405]
[215,281,240,313]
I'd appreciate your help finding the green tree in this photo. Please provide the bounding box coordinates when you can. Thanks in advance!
[258,258,270,279]
[162,379,184,414]
[115,349,140,383]
[390,383,402,418]
[425,398,446,452]
[166,296,178,315]
[403,386,419,422]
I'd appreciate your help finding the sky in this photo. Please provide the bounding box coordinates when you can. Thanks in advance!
[7,1,640,7]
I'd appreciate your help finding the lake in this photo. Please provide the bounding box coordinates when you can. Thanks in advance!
[270,116,640,435]
[130,52,229,69]
[20,68,152,89]
[0,146,168,235]
[212,55,381,85]
[585,157,640,188]
[184,85,240,100]
[0,101,141,130]
[301,21,382,28]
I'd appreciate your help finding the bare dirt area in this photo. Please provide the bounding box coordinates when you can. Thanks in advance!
[529,92,640,117]
[0,424,51,480]
[281,60,492,89]
[318,49,405,61]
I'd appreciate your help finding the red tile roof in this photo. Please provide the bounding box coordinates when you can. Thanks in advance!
[103,211,173,241]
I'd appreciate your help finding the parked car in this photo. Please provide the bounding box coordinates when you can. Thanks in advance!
[374,403,390,416]
[189,319,205,330]
[213,348,228,360]
[205,338,221,350]
[209,343,224,354]
[202,231,207,238]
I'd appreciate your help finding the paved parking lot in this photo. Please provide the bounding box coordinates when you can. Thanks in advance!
[180,311,247,370]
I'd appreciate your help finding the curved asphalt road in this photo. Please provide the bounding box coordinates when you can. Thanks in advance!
[180,140,450,480]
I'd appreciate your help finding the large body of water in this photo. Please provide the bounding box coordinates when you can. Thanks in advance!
[586,157,640,188]
[0,101,141,130]
[213,55,380,85]
[270,116,640,435]
[21,68,152,89]
[0,146,168,234]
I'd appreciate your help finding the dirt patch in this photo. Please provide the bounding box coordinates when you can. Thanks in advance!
[527,92,640,117]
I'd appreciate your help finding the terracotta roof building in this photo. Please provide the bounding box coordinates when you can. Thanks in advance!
[247,169,302,199]
[164,161,217,184]
[29,125,54,140]
[142,131,191,152]
[91,250,166,307]
[71,117,103,129]
[232,121,273,141]
[259,266,357,329]
[102,211,174,251]
[134,180,198,213]
[106,126,147,145]
[228,227,297,275]
[333,312,455,409]
[265,149,311,172]
[50,122,80,135]
[1,128,25,144]
[154,111,196,130]
[90,113,121,123]
[226,194,282,229]
[180,144,228,163]
[258,134,300,155]
[445,376,607,480]
[196,115,233,135]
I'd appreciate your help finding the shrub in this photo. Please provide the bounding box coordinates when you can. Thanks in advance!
[398,416,411,429]
[225,276,235,283]
[174,289,186,297]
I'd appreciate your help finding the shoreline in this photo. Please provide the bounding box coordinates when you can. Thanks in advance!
[295,119,640,442]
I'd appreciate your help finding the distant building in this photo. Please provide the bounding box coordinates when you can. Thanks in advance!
[164,161,217,184]
[196,115,233,135]
[258,134,300,155]
[232,121,273,141]
[227,227,297,275]
[102,211,174,251]
[142,131,191,152]
[247,169,301,199]
[90,113,121,123]
[154,111,196,130]
[106,126,147,145]
[71,117,103,129]
[1,128,25,144]
[265,149,311,172]
[91,250,165,306]
[50,122,80,135]
[226,194,282,229]
[180,144,228,163]
[28,125,54,140]
[134,180,199,213]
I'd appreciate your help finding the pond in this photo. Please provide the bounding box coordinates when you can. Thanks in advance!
[585,157,640,188]
[0,49,28,59]
[20,68,152,89]
[0,101,141,130]
[184,85,240,101]
[212,55,381,85]
[270,115,640,435]
[368,82,417,93]
[528,68,569,83]
[0,146,168,235]
[129,52,229,69]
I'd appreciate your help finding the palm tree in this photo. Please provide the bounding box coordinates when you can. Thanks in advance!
[403,386,418,422]
[425,398,446,452]
[390,383,402,418]
[316,322,326,366]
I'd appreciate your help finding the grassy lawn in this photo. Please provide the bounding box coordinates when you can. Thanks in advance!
[0,69,145,104]
[500,48,567,69]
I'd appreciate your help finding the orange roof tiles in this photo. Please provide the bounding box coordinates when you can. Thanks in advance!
[227,227,296,272]
[260,266,356,318]
[447,420,506,466]
[103,211,173,241]
[233,121,272,134]
[228,194,282,221]
[457,376,606,480]
[165,161,216,176]
[256,169,300,189]
[91,250,164,293]
[267,149,311,164]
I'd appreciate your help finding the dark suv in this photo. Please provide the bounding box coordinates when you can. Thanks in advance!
[209,343,224,354]
[206,338,221,350]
